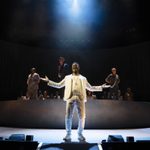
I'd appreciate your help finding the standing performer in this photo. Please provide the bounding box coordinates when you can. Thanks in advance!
[26,67,40,100]
[57,56,69,81]
[105,67,120,100]
[57,56,69,99]
[41,62,110,142]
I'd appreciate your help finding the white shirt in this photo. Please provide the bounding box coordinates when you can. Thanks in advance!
[71,75,83,101]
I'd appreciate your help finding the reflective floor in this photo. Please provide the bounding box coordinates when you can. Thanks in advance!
[0,127,150,144]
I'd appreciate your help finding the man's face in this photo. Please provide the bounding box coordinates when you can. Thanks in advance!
[59,59,64,65]
[112,68,116,75]
[72,63,79,74]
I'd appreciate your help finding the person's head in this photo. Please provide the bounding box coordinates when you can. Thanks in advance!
[87,90,92,96]
[44,90,47,94]
[127,87,131,92]
[43,90,48,96]
[72,62,80,75]
[30,67,36,74]
[59,57,65,65]
[111,67,117,75]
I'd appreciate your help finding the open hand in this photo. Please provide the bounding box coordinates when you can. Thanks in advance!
[102,83,110,88]
[41,76,49,82]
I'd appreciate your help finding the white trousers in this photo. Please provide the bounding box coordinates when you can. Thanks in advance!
[65,99,86,135]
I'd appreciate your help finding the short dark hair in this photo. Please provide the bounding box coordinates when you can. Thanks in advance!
[59,57,65,62]
[72,62,80,68]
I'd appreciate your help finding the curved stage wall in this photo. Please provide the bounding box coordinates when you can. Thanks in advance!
[0,99,150,129]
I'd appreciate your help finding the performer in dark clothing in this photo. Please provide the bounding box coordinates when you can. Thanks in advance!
[57,57,69,98]
[58,57,69,80]
[105,67,120,100]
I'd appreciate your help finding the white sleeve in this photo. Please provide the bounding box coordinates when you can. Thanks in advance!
[86,79,103,92]
[47,78,65,89]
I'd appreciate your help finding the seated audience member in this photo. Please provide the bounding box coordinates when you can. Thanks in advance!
[43,90,50,100]
[124,87,134,101]
[87,90,97,100]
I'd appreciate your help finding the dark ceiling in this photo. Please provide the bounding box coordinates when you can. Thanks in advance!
[0,0,150,49]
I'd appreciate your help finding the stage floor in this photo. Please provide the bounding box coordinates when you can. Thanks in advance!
[0,127,150,144]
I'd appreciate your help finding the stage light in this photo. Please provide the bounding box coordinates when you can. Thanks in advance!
[54,0,103,48]
[26,135,34,142]
[126,136,134,142]
[9,134,25,141]
[107,135,124,143]
[72,0,80,15]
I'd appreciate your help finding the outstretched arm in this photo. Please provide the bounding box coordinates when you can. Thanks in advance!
[86,79,110,92]
[41,76,49,82]
[41,76,65,89]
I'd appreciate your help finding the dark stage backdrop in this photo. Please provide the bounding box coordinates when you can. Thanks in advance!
[0,40,150,101]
